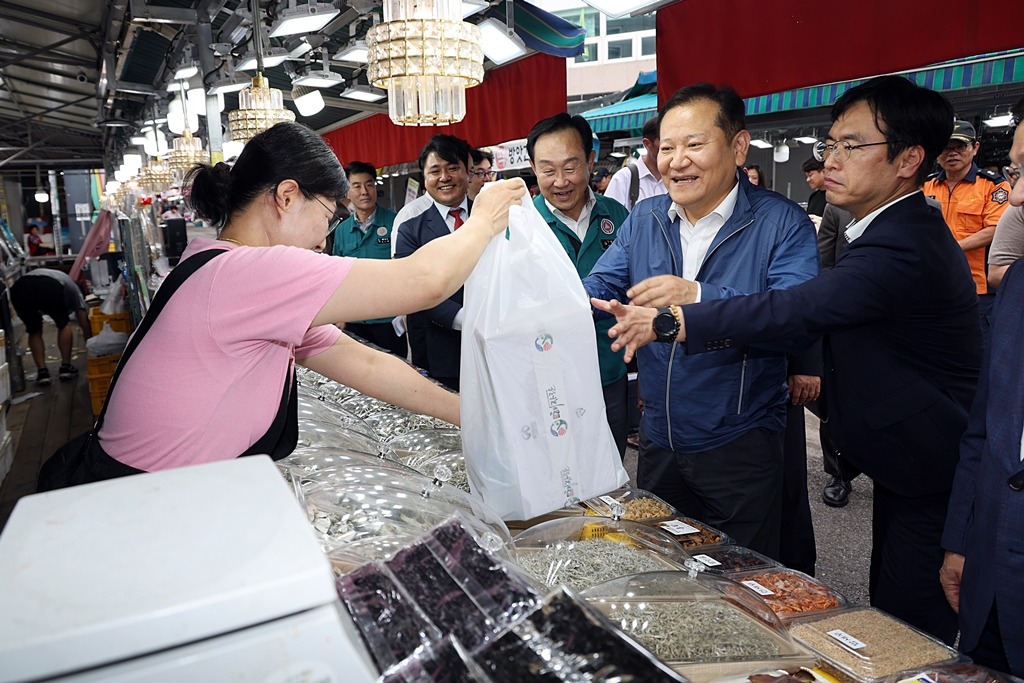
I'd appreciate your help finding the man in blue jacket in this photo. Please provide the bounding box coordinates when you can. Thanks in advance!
[583,83,820,558]
[592,76,981,645]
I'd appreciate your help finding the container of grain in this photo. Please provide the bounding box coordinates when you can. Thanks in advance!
[788,607,960,683]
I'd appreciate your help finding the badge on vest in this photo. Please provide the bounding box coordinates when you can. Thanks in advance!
[377,237,391,245]
[600,218,615,235]
[992,188,1009,205]
[601,239,614,250]
[376,226,388,236]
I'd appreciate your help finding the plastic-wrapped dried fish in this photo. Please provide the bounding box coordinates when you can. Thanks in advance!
[387,429,462,464]
[341,394,397,418]
[296,418,380,454]
[364,409,439,441]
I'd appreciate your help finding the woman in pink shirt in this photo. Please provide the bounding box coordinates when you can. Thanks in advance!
[88,122,525,478]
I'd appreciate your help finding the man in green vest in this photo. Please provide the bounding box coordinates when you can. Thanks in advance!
[331,160,407,358]
[527,113,631,457]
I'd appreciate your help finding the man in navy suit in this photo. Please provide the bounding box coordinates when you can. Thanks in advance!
[940,97,1024,676]
[394,134,473,390]
[592,76,983,644]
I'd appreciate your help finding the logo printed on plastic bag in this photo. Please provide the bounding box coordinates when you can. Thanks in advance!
[550,419,568,437]
[534,333,553,352]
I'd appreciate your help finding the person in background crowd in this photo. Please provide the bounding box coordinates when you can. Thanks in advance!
[605,116,667,212]
[923,121,1012,338]
[590,166,612,195]
[802,157,827,216]
[527,113,631,457]
[88,123,523,483]
[468,148,494,201]
[941,98,1024,676]
[161,205,182,220]
[26,225,55,256]
[744,164,767,188]
[594,76,981,645]
[394,134,474,390]
[584,83,820,558]
[987,202,1024,288]
[10,268,91,385]
[331,161,406,359]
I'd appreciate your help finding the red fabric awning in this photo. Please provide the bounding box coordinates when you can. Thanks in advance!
[656,0,1024,105]
[322,53,567,168]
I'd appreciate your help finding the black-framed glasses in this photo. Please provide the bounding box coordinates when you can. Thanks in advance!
[312,195,344,234]
[813,140,888,163]
[472,169,496,180]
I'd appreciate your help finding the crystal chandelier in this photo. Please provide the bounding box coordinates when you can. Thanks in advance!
[167,129,210,182]
[227,0,296,145]
[139,160,173,194]
[366,0,484,126]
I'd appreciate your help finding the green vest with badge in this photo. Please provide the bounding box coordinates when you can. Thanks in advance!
[331,206,397,324]
[533,193,629,387]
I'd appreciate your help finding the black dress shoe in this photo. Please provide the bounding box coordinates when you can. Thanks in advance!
[823,476,852,507]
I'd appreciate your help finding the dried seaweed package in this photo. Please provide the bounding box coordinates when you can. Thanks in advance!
[472,628,575,683]
[526,588,691,682]
[387,541,498,651]
[424,517,540,627]
[335,562,442,673]
[382,637,494,683]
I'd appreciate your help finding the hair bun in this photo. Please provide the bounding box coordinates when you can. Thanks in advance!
[185,162,233,228]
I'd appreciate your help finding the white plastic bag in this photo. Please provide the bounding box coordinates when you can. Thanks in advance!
[460,199,629,521]
[99,277,126,315]
[86,321,129,357]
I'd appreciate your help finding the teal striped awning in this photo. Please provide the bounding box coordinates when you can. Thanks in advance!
[581,49,1024,134]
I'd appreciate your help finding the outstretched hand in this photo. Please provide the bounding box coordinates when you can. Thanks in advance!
[591,298,658,363]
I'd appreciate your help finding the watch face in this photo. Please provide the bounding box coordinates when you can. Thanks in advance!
[654,311,676,335]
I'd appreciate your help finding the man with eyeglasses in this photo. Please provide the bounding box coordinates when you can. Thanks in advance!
[924,121,1012,339]
[468,148,495,201]
[592,76,982,645]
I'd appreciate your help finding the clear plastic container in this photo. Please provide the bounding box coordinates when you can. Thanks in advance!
[582,572,815,683]
[686,546,781,576]
[296,418,380,454]
[326,535,420,576]
[387,428,463,465]
[315,381,364,404]
[364,409,440,441]
[281,447,403,476]
[651,515,734,548]
[381,636,490,683]
[296,396,378,439]
[341,394,398,418]
[788,607,960,683]
[511,517,688,592]
[880,662,1022,683]
[728,568,848,619]
[414,450,470,493]
[582,487,680,521]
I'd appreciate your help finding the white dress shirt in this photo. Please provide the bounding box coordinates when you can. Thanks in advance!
[667,182,740,303]
[545,188,597,243]
[432,197,470,233]
[844,190,920,243]
[604,154,667,211]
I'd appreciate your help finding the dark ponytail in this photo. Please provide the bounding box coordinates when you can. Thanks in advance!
[185,122,348,228]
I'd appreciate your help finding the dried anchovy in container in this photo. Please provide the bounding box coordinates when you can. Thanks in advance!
[607,601,782,662]
[296,419,381,454]
[341,394,398,418]
[583,488,678,520]
[789,608,959,683]
[335,562,442,673]
[387,429,463,464]
[387,541,498,651]
[296,396,378,439]
[382,636,486,683]
[654,516,732,547]
[417,451,471,494]
[731,569,846,617]
[515,539,678,592]
[524,590,690,682]
[365,410,440,442]
[687,545,781,575]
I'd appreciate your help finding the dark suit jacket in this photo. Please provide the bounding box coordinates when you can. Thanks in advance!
[683,192,983,496]
[817,204,853,270]
[394,201,470,379]
[942,258,1024,672]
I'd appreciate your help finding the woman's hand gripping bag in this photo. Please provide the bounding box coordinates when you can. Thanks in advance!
[460,198,629,521]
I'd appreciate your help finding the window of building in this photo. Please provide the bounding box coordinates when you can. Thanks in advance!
[608,39,633,60]
[606,13,656,35]
[575,43,598,63]
[554,8,601,37]
[641,36,656,56]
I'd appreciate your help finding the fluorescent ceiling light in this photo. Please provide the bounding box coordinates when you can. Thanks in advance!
[608,151,627,158]
[749,138,773,149]
[292,85,325,117]
[209,75,251,95]
[131,136,148,145]
[237,49,289,71]
[984,113,1014,127]
[340,84,386,102]
[580,0,676,19]
[293,60,345,88]
[174,64,199,80]
[333,40,368,64]
[794,136,818,144]
[462,0,487,18]
[269,1,340,37]
[478,18,527,65]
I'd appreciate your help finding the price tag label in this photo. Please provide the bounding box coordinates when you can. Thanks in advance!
[693,554,722,567]
[828,629,867,650]
[898,676,937,683]
[660,520,699,535]
[741,580,775,596]
[599,495,619,508]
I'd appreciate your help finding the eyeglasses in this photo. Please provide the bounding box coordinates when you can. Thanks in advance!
[312,195,344,234]
[813,140,888,163]
[940,141,972,155]
[472,169,496,180]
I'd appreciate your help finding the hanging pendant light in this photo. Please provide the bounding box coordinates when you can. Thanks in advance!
[227,0,296,146]
[366,0,484,126]
[139,159,173,194]
[33,165,49,203]
[167,80,210,182]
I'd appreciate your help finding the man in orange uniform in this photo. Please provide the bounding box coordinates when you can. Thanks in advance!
[924,121,1011,338]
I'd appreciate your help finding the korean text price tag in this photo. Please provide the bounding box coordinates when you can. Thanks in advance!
[828,629,867,650]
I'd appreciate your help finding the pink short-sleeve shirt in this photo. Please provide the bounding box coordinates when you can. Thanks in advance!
[99,238,354,471]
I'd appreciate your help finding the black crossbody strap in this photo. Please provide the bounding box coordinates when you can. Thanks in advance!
[95,248,229,430]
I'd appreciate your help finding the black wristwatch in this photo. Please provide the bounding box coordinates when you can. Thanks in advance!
[653,306,681,343]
